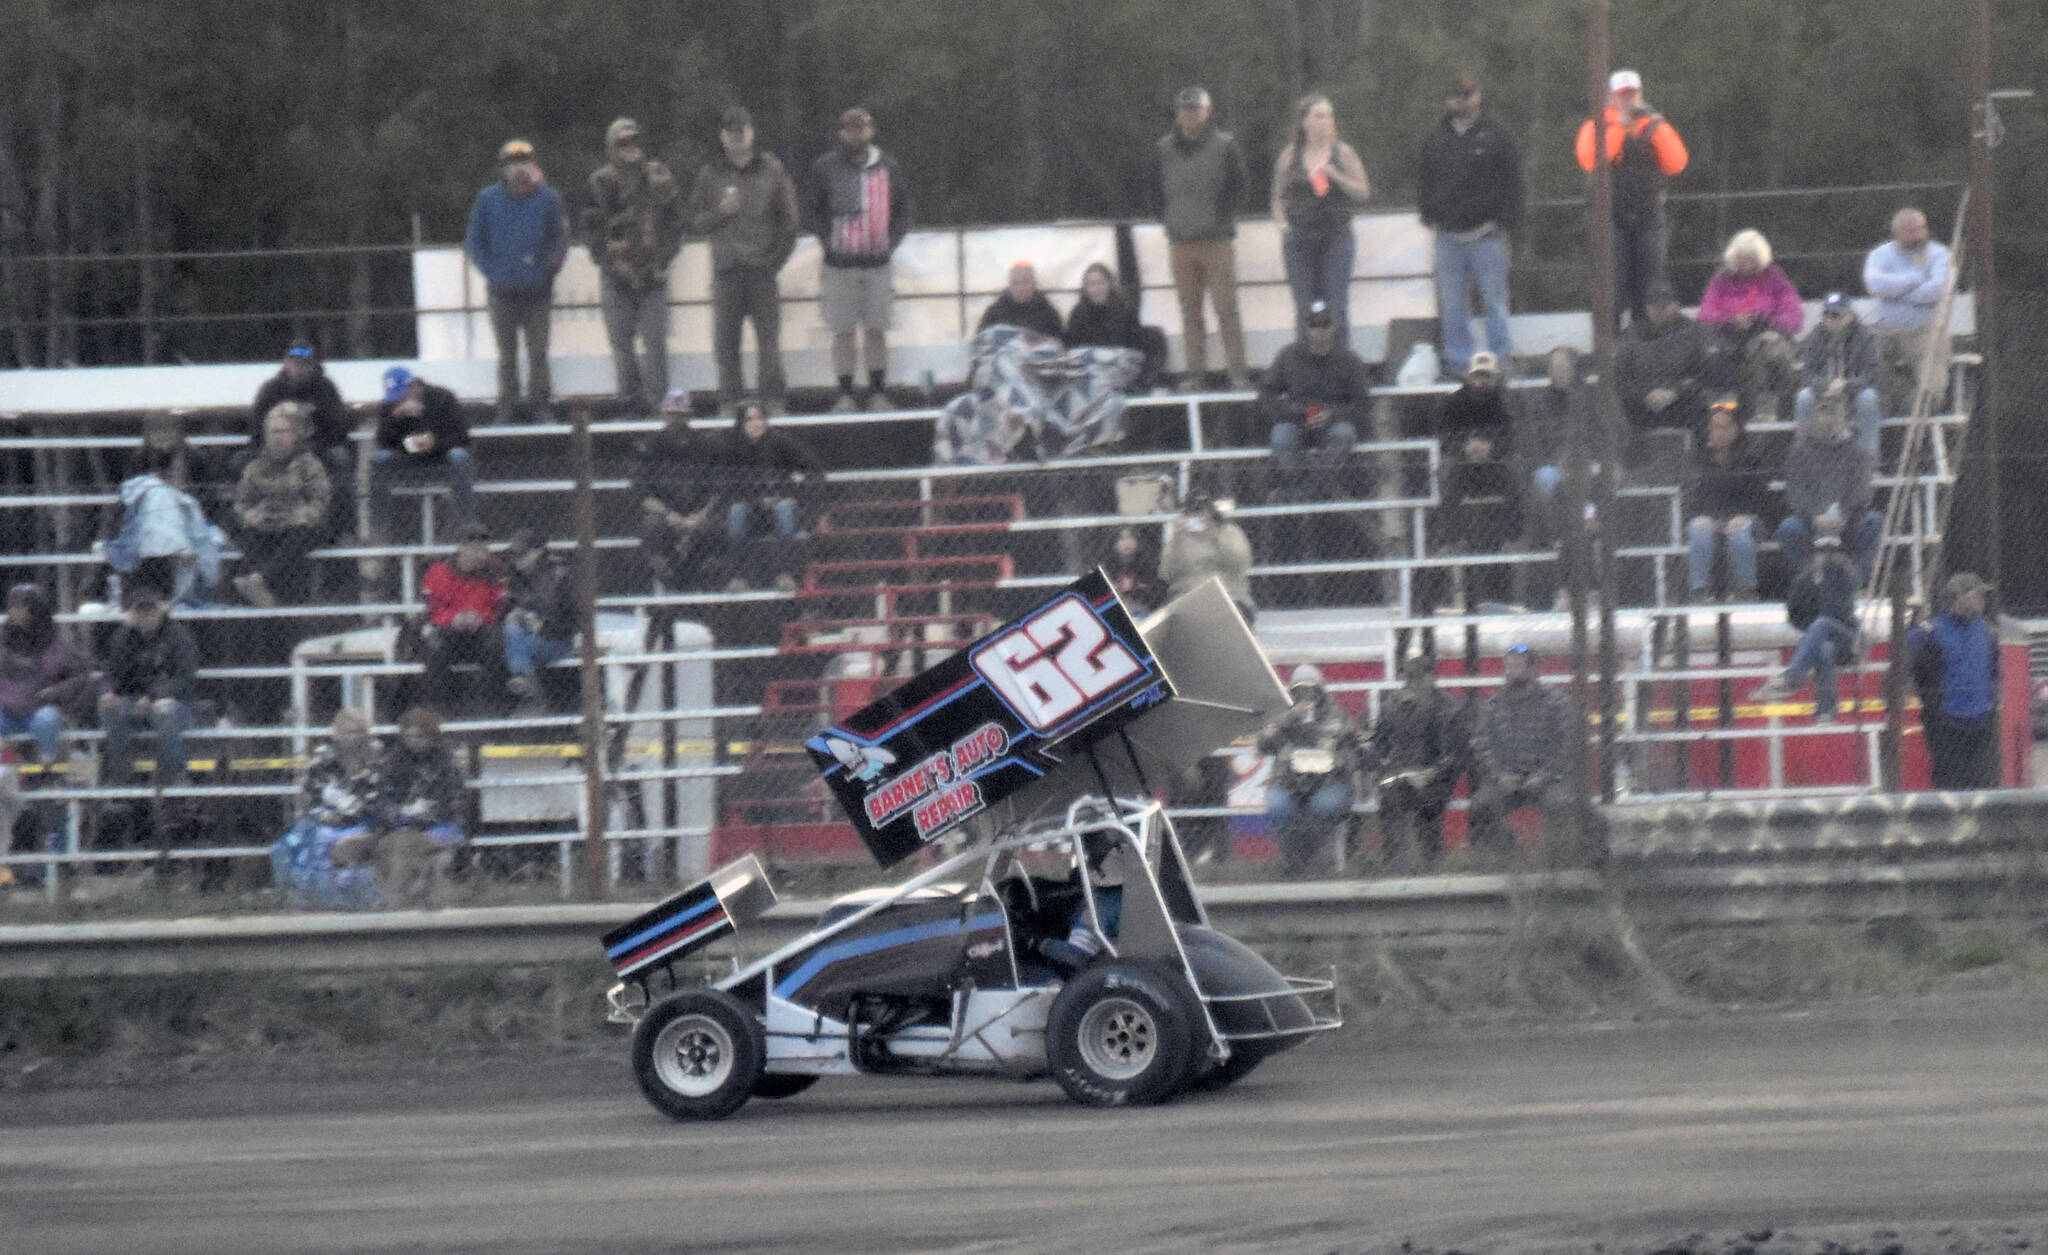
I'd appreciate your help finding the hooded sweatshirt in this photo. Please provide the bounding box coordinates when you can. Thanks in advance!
[250,365,352,453]
[0,613,93,720]
[465,166,567,295]
[581,120,686,292]
[1698,266,1804,338]
[804,144,908,269]
[721,416,823,496]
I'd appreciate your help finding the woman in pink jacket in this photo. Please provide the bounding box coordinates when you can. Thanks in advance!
[1698,229,1803,419]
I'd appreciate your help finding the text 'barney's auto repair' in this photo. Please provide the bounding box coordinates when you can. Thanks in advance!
[862,722,1010,839]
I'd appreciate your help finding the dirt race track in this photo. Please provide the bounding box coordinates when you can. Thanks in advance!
[4,997,2047,1255]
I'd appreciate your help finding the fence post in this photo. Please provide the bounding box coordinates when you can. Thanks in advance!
[573,406,608,899]
[1882,583,1909,789]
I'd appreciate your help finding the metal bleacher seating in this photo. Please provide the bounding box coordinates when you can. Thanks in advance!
[0,364,1973,895]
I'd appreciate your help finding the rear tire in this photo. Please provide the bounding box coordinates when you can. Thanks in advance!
[752,1073,818,1100]
[1046,962,1197,1107]
[632,990,765,1122]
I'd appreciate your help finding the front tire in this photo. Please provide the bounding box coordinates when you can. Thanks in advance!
[632,990,765,1122]
[1046,962,1198,1107]
[752,1073,818,1100]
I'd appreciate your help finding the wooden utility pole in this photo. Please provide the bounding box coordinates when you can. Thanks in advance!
[1967,0,2000,593]
[1572,0,1619,803]
[572,406,608,899]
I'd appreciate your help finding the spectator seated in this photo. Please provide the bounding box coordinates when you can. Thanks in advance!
[1685,396,1770,602]
[1063,262,1166,392]
[368,367,475,558]
[271,708,384,909]
[1257,302,1370,497]
[721,399,823,593]
[1792,291,1883,459]
[96,584,200,784]
[415,523,511,716]
[1751,538,1861,723]
[330,706,467,906]
[1776,400,1882,585]
[1697,229,1803,420]
[230,402,333,608]
[501,528,579,712]
[976,262,1064,341]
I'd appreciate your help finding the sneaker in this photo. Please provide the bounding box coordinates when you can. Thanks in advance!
[831,392,860,413]
[1727,584,1758,603]
[864,390,889,412]
[766,400,788,417]
[529,404,561,425]
[233,572,278,608]
[1224,371,1251,392]
[725,576,751,593]
[491,403,517,427]
[505,675,537,699]
[1814,709,1839,725]
[1751,676,1795,702]
[1174,376,1205,395]
[773,573,798,593]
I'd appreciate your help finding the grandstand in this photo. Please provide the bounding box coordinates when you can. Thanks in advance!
[0,211,2017,901]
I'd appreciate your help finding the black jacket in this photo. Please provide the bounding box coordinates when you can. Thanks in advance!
[102,619,198,702]
[1786,557,1859,637]
[1783,435,1874,522]
[1688,436,1773,522]
[508,551,579,642]
[373,740,466,831]
[1367,687,1465,779]
[1442,383,1513,456]
[722,423,823,497]
[1259,342,1376,430]
[1473,678,1571,780]
[252,368,353,454]
[977,292,1063,339]
[634,425,721,518]
[1417,113,1525,235]
[804,146,908,269]
[1616,314,1711,419]
[375,383,469,461]
[1796,317,1881,394]
[1064,296,1146,352]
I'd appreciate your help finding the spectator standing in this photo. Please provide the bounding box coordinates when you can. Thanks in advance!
[1258,301,1372,489]
[1615,284,1712,433]
[1697,229,1803,419]
[1909,571,2001,789]
[1436,352,1518,607]
[689,106,800,414]
[1270,92,1370,345]
[1419,72,1524,374]
[1065,262,1166,390]
[0,584,93,767]
[1778,400,1882,583]
[806,107,909,412]
[1686,397,1770,602]
[97,585,199,783]
[417,523,509,714]
[1468,643,1577,860]
[333,706,467,906]
[1256,665,1364,877]
[1575,70,1688,329]
[636,390,723,591]
[501,528,578,710]
[1158,490,1254,621]
[977,262,1064,340]
[1794,292,1884,458]
[465,138,567,425]
[721,399,822,593]
[1752,538,1861,723]
[580,118,686,417]
[1154,86,1252,390]
[368,367,475,549]
[1367,653,1464,871]
[1863,207,1951,414]
[230,403,333,607]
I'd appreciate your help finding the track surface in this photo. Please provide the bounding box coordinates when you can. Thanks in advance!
[6,1000,2047,1254]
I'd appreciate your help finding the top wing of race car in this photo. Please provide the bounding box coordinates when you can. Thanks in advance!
[805,570,1290,868]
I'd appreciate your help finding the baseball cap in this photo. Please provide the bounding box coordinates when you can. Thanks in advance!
[1175,86,1211,109]
[1290,664,1325,689]
[286,340,318,361]
[458,520,493,543]
[660,387,693,414]
[1609,70,1642,94]
[1822,291,1851,313]
[720,105,752,134]
[498,138,535,163]
[1467,350,1500,376]
[1449,72,1481,97]
[381,366,415,404]
[1304,300,1335,329]
[839,106,872,128]
[1944,571,1991,601]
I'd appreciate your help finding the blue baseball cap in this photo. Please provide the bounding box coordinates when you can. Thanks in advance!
[381,366,415,404]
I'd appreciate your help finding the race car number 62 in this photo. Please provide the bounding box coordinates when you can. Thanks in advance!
[972,598,1142,732]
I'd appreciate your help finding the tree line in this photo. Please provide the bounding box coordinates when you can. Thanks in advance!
[1,0,2040,370]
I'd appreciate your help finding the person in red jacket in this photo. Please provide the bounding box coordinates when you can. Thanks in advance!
[1575,69,1688,330]
[417,521,509,714]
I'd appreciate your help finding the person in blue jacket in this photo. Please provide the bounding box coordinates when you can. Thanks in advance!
[1909,571,2001,789]
[465,139,567,425]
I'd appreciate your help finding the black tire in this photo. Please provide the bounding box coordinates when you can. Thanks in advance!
[1186,1046,1264,1092]
[1045,961,1199,1107]
[752,1073,819,1100]
[631,989,765,1122]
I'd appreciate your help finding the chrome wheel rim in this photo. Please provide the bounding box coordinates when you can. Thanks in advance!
[1076,997,1157,1080]
[651,1013,734,1098]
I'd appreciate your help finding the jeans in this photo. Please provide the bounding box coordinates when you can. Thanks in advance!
[1283,226,1357,345]
[1776,616,1857,718]
[486,287,553,408]
[503,615,575,678]
[1434,231,1512,372]
[0,706,63,763]
[103,697,191,780]
[1167,239,1247,379]
[1265,782,1354,877]
[600,279,670,413]
[368,448,475,538]
[727,498,801,583]
[1270,420,1358,462]
[1687,515,1760,595]
[1613,214,1668,330]
[1793,386,1882,460]
[1777,511,1883,585]
[712,266,787,407]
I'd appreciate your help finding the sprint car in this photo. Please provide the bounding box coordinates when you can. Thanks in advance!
[600,572,1340,1119]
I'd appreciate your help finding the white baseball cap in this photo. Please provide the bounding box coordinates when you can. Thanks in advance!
[1610,69,1643,94]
